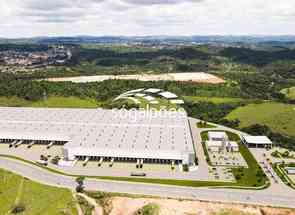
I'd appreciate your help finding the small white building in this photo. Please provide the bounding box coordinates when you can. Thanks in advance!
[170,99,185,104]
[285,167,295,175]
[242,135,273,148]
[206,132,238,152]
[159,91,178,99]
[208,132,228,141]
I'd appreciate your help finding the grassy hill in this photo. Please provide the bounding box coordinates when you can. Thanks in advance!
[281,87,295,99]
[0,168,77,215]
[0,96,99,108]
[183,96,244,104]
[226,102,295,137]
[30,96,99,108]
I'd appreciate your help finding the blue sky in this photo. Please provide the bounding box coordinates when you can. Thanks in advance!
[0,0,294,38]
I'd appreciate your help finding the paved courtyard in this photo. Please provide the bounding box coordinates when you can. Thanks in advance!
[208,150,247,167]
[75,160,174,172]
[208,166,235,182]
[0,144,63,160]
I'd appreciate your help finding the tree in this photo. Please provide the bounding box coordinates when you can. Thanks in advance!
[75,176,85,193]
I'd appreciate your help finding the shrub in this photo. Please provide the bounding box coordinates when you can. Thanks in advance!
[11,204,25,214]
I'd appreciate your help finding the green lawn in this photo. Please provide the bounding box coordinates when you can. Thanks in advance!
[0,168,77,215]
[184,96,244,104]
[1,155,263,189]
[30,96,99,108]
[281,87,295,99]
[0,96,31,107]
[0,96,100,108]
[226,102,295,137]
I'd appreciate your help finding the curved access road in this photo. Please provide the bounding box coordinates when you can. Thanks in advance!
[1,157,295,209]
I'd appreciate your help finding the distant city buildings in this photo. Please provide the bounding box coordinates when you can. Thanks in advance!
[0,45,71,74]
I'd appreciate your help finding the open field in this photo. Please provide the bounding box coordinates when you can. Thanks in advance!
[0,168,77,215]
[0,96,100,108]
[0,96,175,110]
[46,72,225,84]
[184,96,244,104]
[86,192,295,215]
[0,96,31,107]
[281,87,295,99]
[30,96,99,108]
[226,102,295,137]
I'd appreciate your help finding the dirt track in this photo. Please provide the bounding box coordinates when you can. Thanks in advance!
[46,72,225,84]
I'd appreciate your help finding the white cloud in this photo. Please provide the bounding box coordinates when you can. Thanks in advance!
[0,0,294,38]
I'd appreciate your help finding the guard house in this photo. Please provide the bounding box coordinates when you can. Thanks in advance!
[208,131,228,141]
[285,167,295,175]
[241,135,273,148]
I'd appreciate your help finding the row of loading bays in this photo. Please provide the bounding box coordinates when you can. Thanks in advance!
[75,155,180,169]
[0,139,67,148]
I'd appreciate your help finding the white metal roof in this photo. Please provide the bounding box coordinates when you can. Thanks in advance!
[143,96,155,101]
[0,107,194,161]
[121,89,145,95]
[144,88,162,93]
[135,93,146,97]
[242,136,272,144]
[208,132,227,140]
[285,167,295,174]
[170,99,185,104]
[159,91,178,99]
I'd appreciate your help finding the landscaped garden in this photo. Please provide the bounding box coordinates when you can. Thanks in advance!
[200,130,269,187]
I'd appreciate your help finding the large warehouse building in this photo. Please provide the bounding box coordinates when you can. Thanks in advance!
[0,107,195,165]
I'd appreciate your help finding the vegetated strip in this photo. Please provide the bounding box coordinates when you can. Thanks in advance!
[272,163,295,190]
[0,154,267,189]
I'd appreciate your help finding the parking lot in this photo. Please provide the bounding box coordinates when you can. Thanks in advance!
[208,150,247,167]
[208,166,235,182]
[75,160,174,172]
[0,143,63,161]
[0,142,216,181]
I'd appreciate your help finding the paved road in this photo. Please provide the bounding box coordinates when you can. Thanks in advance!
[1,157,295,209]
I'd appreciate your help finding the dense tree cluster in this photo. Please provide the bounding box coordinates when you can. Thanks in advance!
[220,47,295,67]
[183,101,241,123]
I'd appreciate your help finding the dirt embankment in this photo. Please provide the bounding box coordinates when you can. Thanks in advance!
[106,197,295,215]
[46,72,225,84]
